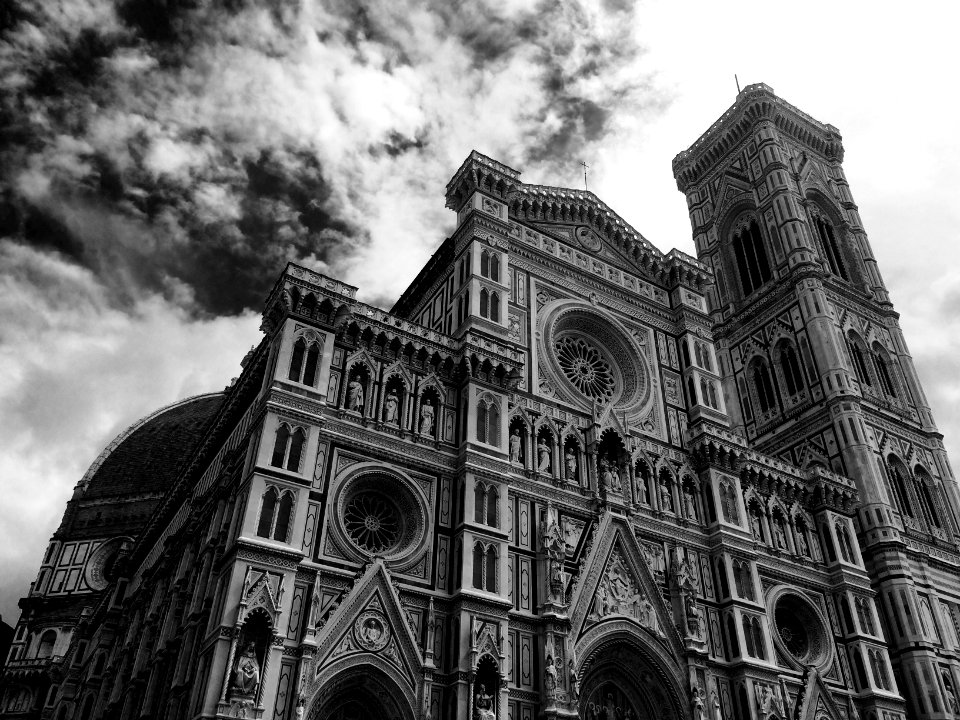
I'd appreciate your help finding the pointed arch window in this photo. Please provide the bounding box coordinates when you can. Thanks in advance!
[256,486,295,542]
[719,480,740,524]
[732,219,772,297]
[486,486,499,528]
[479,288,489,318]
[36,630,57,659]
[271,423,306,472]
[476,396,501,447]
[847,334,872,387]
[480,249,501,282]
[485,546,498,592]
[472,543,484,589]
[886,457,914,518]
[813,214,849,280]
[750,359,778,414]
[871,343,898,398]
[914,467,941,529]
[474,482,487,524]
[836,521,855,563]
[288,337,322,387]
[778,342,805,396]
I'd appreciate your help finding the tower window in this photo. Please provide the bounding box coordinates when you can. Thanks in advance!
[778,342,805,396]
[256,486,296,542]
[814,214,849,280]
[750,359,778,414]
[271,423,307,472]
[732,219,772,297]
[480,250,500,282]
[886,457,914,518]
[479,288,500,322]
[476,395,501,447]
[472,542,499,593]
[871,344,898,398]
[847,334,872,387]
[288,336,322,386]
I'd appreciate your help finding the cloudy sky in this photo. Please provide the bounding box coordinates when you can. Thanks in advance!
[1,0,958,623]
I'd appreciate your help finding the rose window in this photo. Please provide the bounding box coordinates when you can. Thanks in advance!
[556,336,615,401]
[772,591,831,669]
[344,491,402,553]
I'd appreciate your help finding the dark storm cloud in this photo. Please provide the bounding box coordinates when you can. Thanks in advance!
[0,0,655,318]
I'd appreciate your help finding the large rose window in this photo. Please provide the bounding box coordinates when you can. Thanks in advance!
[538,300,651,419]
[331,465,431,568]
[344,491,403,554]
[556,336,616,401]
[770,589,833,670]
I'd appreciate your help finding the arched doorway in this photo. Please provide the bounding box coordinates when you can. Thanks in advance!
[577,638,684,720]
[306,664,414,720]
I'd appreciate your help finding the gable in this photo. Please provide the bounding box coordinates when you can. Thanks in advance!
[312,559,423,687]
[569,512,683,657]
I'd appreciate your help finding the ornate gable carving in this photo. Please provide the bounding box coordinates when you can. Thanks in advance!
[569,513,682,656]
[311,559,424,687]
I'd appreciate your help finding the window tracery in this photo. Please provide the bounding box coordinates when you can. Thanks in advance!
[256,486,295,542]
[731,219,772,297]
[288,336,321,387]
[270,423,306,472]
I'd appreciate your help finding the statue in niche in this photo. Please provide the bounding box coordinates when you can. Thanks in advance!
[544,655,557,697]
[710,691,722,720]
[691,686,705,720]
[684,485,698,520]
[384,390,399,424]
[347,376,364,412]
[565,446,577,482]
[774,518,788,549]
[755,684,772,716]
[230,644,261,698]
[943,672,959,714]
[474,684,496,720]
[568,660,579,701]
[637,475,649,505]
[537,437,551,472]
[609,460,622,493]
[750,512,763,541]
[660,478,673,512]
[541,507,567,597]
[419,399,434,435]
[796,527,810,557]
[509,429,522,464]
[685,594,702,637]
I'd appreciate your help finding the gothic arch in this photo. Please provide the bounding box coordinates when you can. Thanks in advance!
[575,627,686,720]
[304,657,416,720]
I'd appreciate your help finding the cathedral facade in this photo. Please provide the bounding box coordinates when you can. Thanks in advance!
[2,84,958,720]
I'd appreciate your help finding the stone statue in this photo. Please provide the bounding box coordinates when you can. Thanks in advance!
[544,655,557,697]
[231,644,261,697]
[774,519,787,549]
[660,479,673,512]
[600,459,615,493]
[509,429,522,464]
[384,390,399,424]
[637,476,649,504]
[568,659,579,701]
[537,437,550,472]
[685,594,702,637]
[750,513,763,541]
[474,684,496,720]
[610,461,622,492]
[565,446,577,482]
[756,684,771,715]
[943,673,959,713]
[684,486,698,520]
[796,528,810,557]
[347,377,364,412]
[710,691,721,720]
[691,686,705,720]
[419,399,434,435]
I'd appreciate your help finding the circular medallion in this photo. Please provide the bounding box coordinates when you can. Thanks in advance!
[355,610,390,651]
[576,226,603,252]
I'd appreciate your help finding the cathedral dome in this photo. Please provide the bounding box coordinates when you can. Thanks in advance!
[77,393,223,500]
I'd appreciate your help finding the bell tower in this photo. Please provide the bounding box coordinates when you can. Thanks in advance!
[674,83,960,719]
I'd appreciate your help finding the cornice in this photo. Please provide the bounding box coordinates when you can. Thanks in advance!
[673,83,844,192]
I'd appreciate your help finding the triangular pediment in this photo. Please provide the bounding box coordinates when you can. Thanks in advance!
[793,666,844,720]
[569,513,683,656]
[313,559,423,687]
[530,221,657,281]
[713,173,755,221]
